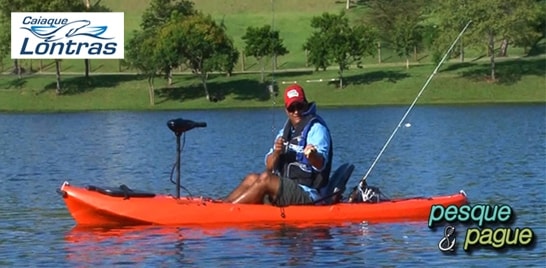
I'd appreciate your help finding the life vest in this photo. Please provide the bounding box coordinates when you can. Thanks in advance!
[276,103,333,189]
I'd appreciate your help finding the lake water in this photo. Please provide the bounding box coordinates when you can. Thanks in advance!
[0,104,544,267]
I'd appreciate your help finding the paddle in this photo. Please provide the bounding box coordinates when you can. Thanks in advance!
[347,21,473,202]
[167,118,207,198]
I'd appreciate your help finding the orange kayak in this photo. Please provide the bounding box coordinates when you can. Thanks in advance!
[58,181,468,227]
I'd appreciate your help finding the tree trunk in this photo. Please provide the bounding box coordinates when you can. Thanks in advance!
[305,49,309,67]
[498,39,508,57]
[241,50,245,72]
[84,0,91,79]
[39,60,43,72]
[55,60,62,95]
[377,42,382,64]
[84,59,90,78]
[201,72,211,101]
[488,31,496,81]
[338,68,344,88]
[459,38,464,62]
[167,66,173,86]
[406,57,409,69]
[260,57,265,83]
[413,46,417,62]
[147,76,155,106]
[346,0,350,9]
[13,59,21,78]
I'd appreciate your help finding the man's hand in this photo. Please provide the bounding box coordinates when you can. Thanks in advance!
[304,144,324,169]
[303,144,317,159]
[273,137,285,155]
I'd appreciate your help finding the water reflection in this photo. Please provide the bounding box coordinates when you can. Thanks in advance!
[64,222,382,266]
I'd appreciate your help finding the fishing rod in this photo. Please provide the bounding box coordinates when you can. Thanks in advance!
[347,20,473,202]
[269,0,279,136]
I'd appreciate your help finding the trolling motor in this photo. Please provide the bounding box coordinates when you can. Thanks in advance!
[167,118,207,198]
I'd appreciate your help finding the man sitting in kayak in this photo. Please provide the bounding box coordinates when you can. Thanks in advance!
[224,84,333,206]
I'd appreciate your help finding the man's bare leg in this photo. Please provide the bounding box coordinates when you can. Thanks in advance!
[232,173,281,204]
[223,173,260,202]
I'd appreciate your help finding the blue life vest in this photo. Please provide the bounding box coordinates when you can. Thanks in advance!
[276,103,333,189]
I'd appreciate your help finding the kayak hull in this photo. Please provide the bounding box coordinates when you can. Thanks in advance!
[59,182,468,227]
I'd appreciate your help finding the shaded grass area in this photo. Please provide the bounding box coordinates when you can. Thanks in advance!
[0,56,544,112]
[461,58,546,85]
[40,74,139,95]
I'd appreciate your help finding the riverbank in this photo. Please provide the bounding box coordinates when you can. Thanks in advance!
[0,56,544,113]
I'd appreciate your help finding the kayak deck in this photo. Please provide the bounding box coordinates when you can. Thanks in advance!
[59,181,468,227]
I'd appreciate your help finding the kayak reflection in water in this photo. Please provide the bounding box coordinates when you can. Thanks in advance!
[224,84,333,206]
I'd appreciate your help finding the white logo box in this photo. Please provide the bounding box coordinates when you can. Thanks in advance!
[11,12,124,59]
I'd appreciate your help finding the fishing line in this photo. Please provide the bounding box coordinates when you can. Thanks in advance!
[349,21,473,200]
[269,0,278,137]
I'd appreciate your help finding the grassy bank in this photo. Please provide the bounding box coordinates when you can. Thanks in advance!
[0,56,544,112]
[1,0,544,112]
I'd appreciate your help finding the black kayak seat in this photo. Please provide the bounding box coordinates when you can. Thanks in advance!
[319,163,355,204]
[86,184,156,199]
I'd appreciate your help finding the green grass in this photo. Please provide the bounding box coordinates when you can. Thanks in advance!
[0,56,544,112]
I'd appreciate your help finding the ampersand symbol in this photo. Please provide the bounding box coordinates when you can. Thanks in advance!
[438,225,456,252]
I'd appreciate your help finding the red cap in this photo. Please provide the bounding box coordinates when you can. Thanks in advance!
[283,84,306,108]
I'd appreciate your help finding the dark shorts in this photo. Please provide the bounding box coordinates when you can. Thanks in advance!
[272,177,314,207]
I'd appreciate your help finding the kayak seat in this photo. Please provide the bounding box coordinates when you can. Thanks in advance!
[319,163,355,205]
[86,184,156,199]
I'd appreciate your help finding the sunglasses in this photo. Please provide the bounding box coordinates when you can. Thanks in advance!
[287,102,306,113]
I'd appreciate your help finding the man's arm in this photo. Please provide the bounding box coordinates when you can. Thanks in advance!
[264,129,284,173]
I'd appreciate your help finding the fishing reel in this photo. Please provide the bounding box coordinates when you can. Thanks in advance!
[282,141,290,154]
[347,180,386,203]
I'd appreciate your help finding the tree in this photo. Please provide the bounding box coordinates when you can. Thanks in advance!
[0,0,47,78]
[304,12,376,88]
[125,0,197,105]
[82,0,111,79]
[362,0,426,69]
[432,0,543,81]
[124,29,164,105]
[161,14,238,101]
[139,0,196,85]
[0,0,87,93]
[140,0,195,30]
[303,33,330,71]
[510,0,546,55]
[0,14,10,72]
[242,25,288,83]
[43,0,87,94]
[217,45,239,77]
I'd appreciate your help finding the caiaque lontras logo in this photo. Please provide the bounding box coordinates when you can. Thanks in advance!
[11,12,124,59]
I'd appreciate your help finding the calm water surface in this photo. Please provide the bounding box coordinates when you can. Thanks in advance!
[0,104,544,267]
